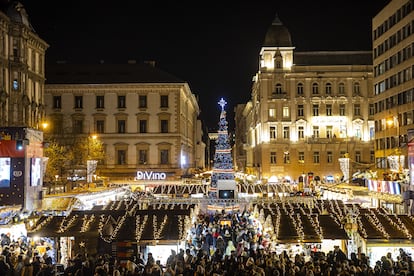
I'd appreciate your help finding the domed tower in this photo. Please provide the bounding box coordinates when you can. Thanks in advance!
[259,13,294,71]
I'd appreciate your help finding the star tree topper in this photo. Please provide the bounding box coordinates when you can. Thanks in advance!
[218,98,227,111]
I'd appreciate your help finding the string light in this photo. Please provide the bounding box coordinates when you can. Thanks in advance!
[57,215,78,233]
[364,210,390,240]
[135,215,148,243]
[80,214,95,233]
[153,214,168,240]
[29,216,53,232]
[377,210,411,240]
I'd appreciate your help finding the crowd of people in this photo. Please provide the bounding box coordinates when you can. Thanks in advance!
[0,210,414,275]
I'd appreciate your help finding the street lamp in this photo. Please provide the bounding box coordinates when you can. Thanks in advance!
[387,115,403,175]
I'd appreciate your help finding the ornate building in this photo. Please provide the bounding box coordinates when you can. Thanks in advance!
[372,0,414,181]
[236,14,375,185]
[0,1,48,127]
[0,1,48,210]
[43,61,205,183]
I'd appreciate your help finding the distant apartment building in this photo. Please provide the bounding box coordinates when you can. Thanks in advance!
[236,15,375,184]
[43,61,205,183]
[372,0,414,180]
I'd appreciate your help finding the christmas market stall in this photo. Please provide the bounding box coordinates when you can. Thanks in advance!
[251,199,414,264]
[351,205,414,267]
[26,199,198,266]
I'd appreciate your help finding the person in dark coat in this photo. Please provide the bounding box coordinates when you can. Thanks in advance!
[0,255,11,276]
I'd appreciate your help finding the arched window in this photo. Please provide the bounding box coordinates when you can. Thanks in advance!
[297,83,304,95]
[325,83,332,95]
[275,83,283,94]
[312,82,319,95]
[353,82,360,95]
[338,83,345,95]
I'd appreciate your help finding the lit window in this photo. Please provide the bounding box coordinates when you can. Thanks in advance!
[283,106,290,118]
[326,126,333,138]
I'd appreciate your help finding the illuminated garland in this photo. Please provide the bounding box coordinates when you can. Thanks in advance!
[365,210,390,240]
[352,207,368,239]
[378,211,412,240]
[30,216,53,232]
[80,214,95,233]
[135,215,149,243]
[57,215,78,233]
[177,215,186,240]
[153,214,168,240]
[98,215,107,240]
[273,204,281,239]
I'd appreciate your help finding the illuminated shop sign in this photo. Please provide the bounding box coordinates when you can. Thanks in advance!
[135,171,167,180]
[311,116,347,125]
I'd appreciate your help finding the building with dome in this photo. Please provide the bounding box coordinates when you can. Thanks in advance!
[0,1,48,210]
[235,14,375,187]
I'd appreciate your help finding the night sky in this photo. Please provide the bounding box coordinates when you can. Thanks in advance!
[19,0,390,130]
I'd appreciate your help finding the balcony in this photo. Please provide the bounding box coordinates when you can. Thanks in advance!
[270,92,288,100]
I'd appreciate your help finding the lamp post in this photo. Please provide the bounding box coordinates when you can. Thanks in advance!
[387,115,403,176]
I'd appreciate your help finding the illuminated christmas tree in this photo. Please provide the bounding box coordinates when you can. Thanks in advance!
[209,98,236,199]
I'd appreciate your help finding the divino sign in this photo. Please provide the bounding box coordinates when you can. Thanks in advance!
[135,171,167,180]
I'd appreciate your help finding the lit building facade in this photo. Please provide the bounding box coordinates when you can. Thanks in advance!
[372,0,414,180]
[0,2,48,210]
[43,62,205,183]
[236,15,375,184]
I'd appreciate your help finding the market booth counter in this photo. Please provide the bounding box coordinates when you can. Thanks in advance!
[356,207,414,267]
[26,200,197,267]
[252,200,414,261]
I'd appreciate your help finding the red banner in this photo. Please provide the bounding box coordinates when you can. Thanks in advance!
[0,140,25,157]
